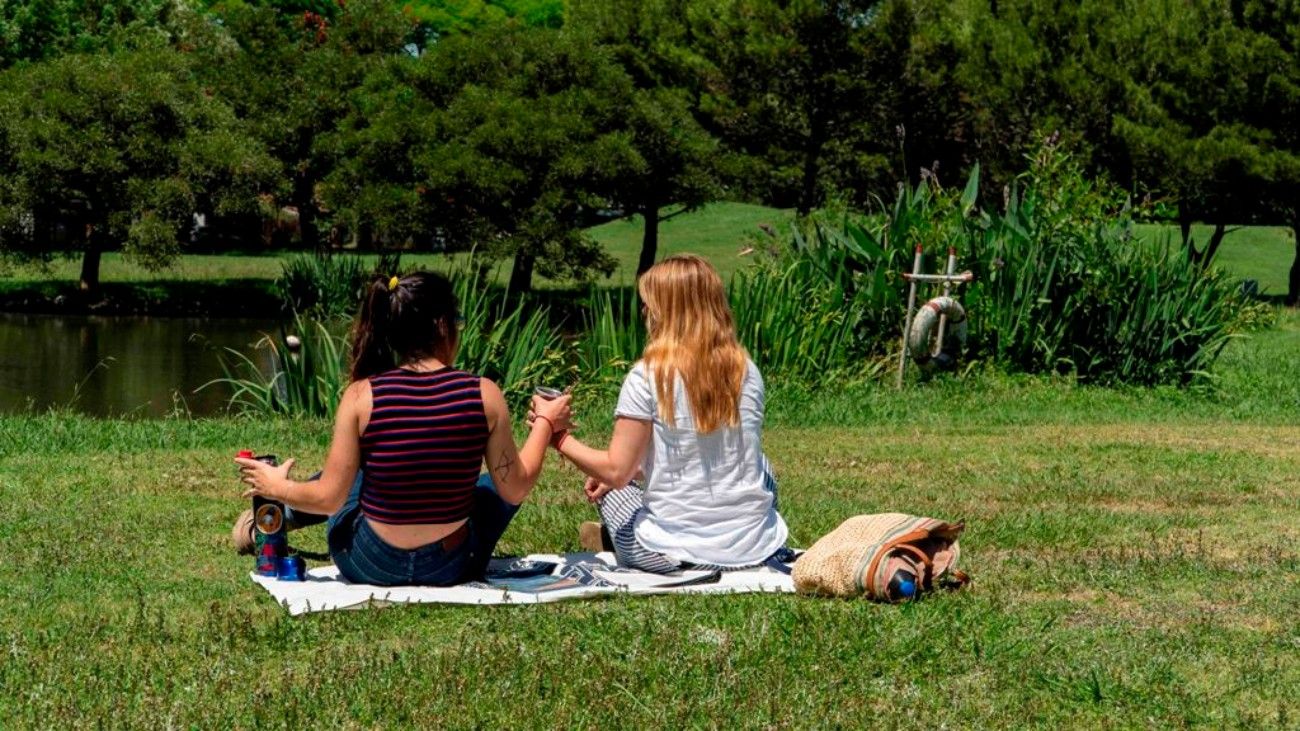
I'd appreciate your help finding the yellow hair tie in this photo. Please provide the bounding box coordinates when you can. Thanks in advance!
[387,275,399,292]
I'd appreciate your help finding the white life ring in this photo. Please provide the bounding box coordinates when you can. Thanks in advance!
[908,296,968,366]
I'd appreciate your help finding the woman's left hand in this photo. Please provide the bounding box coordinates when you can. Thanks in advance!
[584,475,617,503]
[234,456,296,500]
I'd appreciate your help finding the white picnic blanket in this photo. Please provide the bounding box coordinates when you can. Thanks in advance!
[251,552,795,615]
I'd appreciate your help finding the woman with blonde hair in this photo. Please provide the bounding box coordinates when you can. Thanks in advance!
[552,254,790,572]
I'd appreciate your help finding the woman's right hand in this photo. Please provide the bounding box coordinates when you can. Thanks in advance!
[531,393,574,434]
[234,456,297,501]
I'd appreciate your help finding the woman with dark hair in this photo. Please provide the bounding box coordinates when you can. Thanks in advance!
[232,272,572,586]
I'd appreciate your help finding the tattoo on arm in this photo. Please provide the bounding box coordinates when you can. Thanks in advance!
[493,450,515,483]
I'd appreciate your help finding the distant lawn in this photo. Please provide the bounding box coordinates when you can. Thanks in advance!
[2,208,1292,308]
[1135,223,1294,295]
[586,202,791,283]
[0,202,792,291]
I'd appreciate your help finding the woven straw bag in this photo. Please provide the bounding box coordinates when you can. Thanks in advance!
[793,513,969,600]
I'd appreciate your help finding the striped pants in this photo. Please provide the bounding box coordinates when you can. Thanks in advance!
[596,456,779,575]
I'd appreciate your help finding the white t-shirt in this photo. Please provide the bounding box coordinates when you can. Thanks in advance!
[615,358,789,567]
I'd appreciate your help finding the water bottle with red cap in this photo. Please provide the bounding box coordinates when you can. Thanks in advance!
[237,449,286,576]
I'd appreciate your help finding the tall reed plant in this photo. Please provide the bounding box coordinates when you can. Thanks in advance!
[217,259,568,416]
[751,143,1248,386]
[961,147,1244,384]
[206,314,349,417]
[573,286,644,392]
[730,256,869,382]
[275,253,370,318]
[450,266,565,403]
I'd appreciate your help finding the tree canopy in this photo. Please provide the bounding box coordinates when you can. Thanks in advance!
[1,0,1299,295]
[0,0,177,66]
[0,42,275,293]
[327,24,641,290]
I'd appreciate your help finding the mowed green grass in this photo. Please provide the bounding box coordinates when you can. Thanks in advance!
[1135,223,1296,295]
[3,313,1300,727]
[2,206,1290,295]
[585,202,789,283]
[0,202,789,290]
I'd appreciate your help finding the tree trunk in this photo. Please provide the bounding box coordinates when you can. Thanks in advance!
[79,226,103,296]
[356,220,374,250]
[1288,209,1300,307]
[798,138,823,216]
[293,173,320,251]
[1198,221,1228,269]
[637,202,660,277]
[292,135,320,251]
[508,253,535,293]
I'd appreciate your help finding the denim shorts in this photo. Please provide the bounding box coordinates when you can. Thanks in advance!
[289,472,519,587]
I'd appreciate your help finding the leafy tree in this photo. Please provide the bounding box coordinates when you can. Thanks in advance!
[0,44,276,294]
[401,0,562,39]
[941,0,1300,279]
[568,0,721,274]
[943,1,1126,187]
[326,25,640,291]
[204,0,343,15]
[690,0,913,214]
[1234,0,1300,303]
[200,0,411,249]
[1103,0,1295,267]
[0,0,176,67]
[885,0,970,189]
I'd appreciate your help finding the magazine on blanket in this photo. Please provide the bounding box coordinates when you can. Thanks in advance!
[479,557,722,594]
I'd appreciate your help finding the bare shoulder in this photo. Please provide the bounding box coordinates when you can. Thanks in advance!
[479,376,504,401]
[479,377,507,430]
[342,378,372,407]
[338,379,373,432]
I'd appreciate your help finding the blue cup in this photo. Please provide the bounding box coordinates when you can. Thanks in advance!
[277,555,306,581]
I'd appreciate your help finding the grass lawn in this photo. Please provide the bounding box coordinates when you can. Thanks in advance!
[2,206,1291,309]
[1136,223,1295,296]
[585,202,790,283]
[3,313,1299,727]
[0,202,790,293]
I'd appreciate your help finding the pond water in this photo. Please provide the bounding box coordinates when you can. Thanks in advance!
[0,314,282,417]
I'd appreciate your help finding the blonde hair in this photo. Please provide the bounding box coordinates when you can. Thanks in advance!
[638,254,748,433]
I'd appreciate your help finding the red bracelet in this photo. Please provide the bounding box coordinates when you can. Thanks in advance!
[551,431,570,450]
[533,414,556,434]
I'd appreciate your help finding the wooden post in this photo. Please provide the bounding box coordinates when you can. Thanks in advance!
[896,244,924,389]
[933,247,957,357]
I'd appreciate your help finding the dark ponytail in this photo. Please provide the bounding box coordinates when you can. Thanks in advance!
[349,272,459,382]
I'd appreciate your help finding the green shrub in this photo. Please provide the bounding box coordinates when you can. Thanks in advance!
[961,148,1244,385]
[752,145,1248,386]
[274,253,370,319]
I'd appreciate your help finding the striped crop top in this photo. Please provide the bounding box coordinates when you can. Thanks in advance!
[359,368,490,525]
